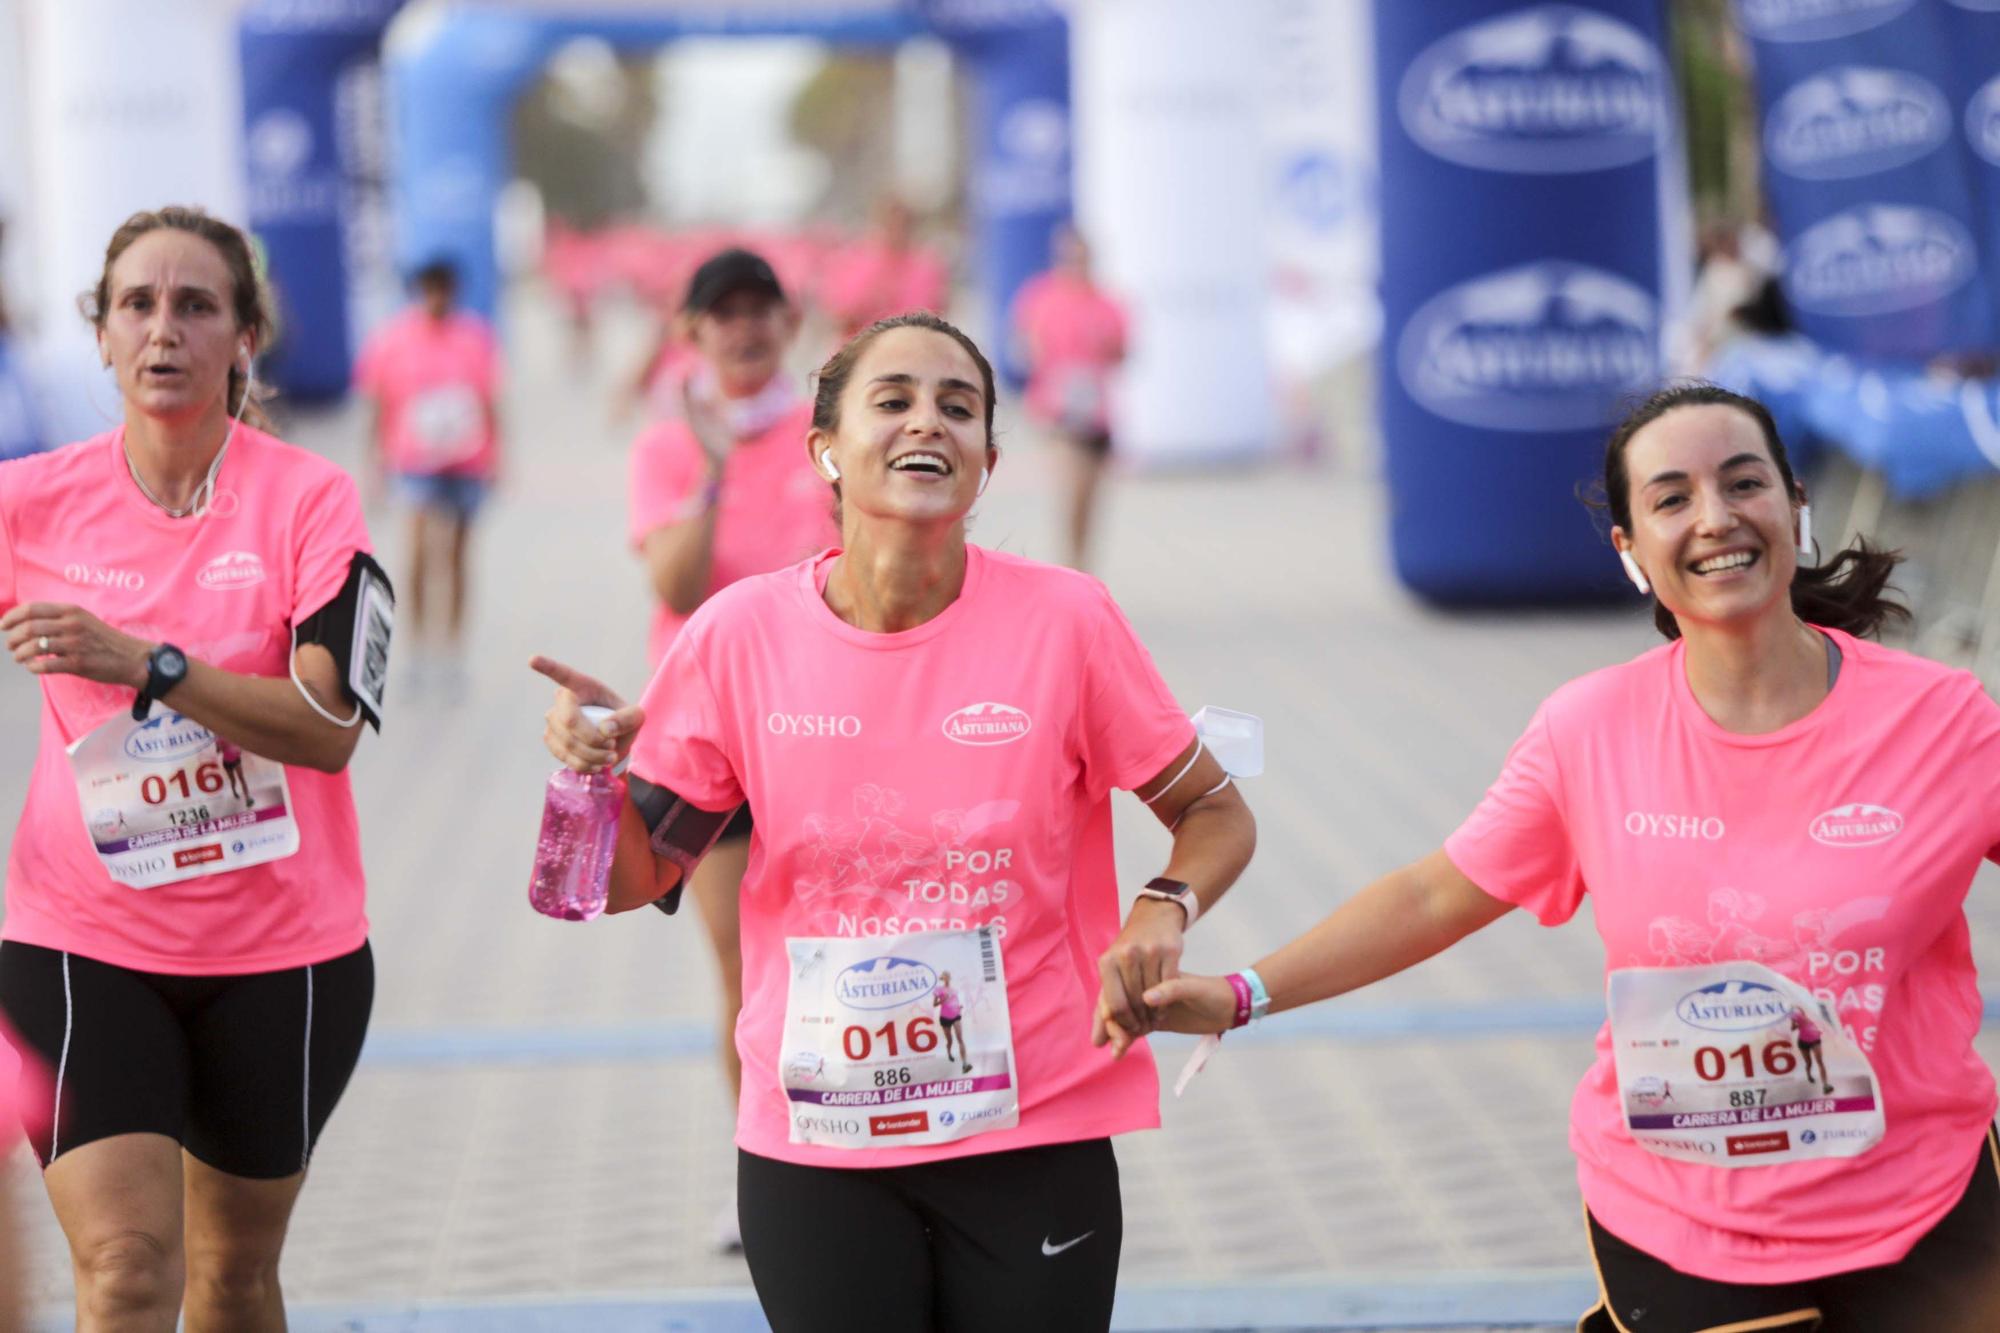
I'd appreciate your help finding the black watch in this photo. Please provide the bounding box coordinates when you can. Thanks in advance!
[1137,876,1199,928]
[132,643,189,720]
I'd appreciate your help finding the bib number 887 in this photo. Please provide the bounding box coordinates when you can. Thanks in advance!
[1694,1041,1798,1081]
[140,762,224,806]
[841,1017,940,1062]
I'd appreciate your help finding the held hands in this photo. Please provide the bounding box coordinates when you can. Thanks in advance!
[530,655,643,773]
[1100,973,1240,1059]
[1091,897,1187,1057]
[1,603,148,687]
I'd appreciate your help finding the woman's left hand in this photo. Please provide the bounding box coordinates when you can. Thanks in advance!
[1091,898,1186,1054]
[1,603,147,686]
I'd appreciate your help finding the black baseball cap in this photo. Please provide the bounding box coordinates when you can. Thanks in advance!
[682,248,786,314]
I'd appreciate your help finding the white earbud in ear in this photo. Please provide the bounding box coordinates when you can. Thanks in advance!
[819,451,841,482]
[1797,503,1813,561]
[1619,550,1651,596]
[976,466,989,498]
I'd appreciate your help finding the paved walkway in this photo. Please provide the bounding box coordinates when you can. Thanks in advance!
[5,296,1998,1331]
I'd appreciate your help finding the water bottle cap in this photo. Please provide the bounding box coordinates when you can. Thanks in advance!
[578,704,629,776]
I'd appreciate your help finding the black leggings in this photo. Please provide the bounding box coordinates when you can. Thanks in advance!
[0,940,373,1179]
[739,1137,1123,1333]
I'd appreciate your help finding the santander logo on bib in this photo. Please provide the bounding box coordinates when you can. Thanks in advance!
[197,550,267,591]
[1810,803,1904,847]
[942,702,1033,747]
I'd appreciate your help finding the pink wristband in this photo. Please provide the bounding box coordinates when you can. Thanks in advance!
[1225,972,1253,1030]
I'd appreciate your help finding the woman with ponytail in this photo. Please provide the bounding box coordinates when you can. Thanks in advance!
[1131,383,2000,1330]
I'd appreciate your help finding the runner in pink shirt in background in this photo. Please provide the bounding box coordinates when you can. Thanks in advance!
[1137,384,2000,1332]
[0,208,383,1333]
[818,198,950,338]
[532,311,1256,1333]
[625,247,836,1250]
[1012,226,1129,571]
[354,259,500,685]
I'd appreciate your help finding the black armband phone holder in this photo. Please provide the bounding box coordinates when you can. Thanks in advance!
[294,552,395,732]
[628,775,741,915]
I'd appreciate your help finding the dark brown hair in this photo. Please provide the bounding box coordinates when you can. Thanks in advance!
[81,206,275,430]
[1598,381,1907,641]
[809,311,998,525]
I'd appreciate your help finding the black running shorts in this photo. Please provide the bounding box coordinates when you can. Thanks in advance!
[1578,1125,2000,1332]
[739,1136,1122,1333]
[0,939,374,1179]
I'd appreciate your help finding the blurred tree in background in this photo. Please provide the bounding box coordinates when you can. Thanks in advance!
[1672,0,1762,227]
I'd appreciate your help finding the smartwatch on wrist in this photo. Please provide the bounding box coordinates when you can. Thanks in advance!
[132,643,188,720]
[1138,876,1199,928]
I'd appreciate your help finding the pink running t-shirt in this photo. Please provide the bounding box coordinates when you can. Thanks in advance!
[1790,1009,1823,1045]
[819,241,949,335]
[630,545,1196,1169]
[353,309,501,480]
[1012,272,1128,436]
[934,985,963,1021]
[1445,629,2000,1283]
[626,401,835,665]
[0,428,374,974]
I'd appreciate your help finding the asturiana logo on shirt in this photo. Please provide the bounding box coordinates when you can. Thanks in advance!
[1810,803,1903,847]
[942,702,1033,747]
[1623,811,1725,840]
[197,550,267,591]
[1674,979,1791,1033]
[766,712,861,738]
[834,956,939,1012]
[123,712,215,764]
[63,563,145,591]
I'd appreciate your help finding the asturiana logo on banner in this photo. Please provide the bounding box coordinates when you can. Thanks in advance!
[1786,204,1977,317]
[942,702,1033,747]
[1735,0,1915,44]
[1397,261,1658,432]
[1809,803,1904,847]
[1970,77,2000,168]
[835,956,940,1012]
[1765,67,1950,180]
[1398,4,1662,174]
[1675,979,1792,1033]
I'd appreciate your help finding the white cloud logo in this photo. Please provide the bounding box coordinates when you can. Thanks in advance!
[1397,261,1658,432]
[1765,67,1949,180]
[1398,4,1662,174]
[1786,205,1977,317]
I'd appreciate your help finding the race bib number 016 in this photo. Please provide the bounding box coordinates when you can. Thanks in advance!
[67,710,299,889]
[1608,962,1883,1168]
[782,926,1019,1150]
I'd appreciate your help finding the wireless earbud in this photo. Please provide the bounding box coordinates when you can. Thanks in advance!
[1797,503,1813,561]
[1619,550,1651,597]
[819,451,841,482]
[976,466,989,498]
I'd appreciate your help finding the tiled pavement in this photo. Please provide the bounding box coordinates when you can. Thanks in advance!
[5,295,1998,1331]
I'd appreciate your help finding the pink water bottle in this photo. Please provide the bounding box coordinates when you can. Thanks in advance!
[528,706,625,921]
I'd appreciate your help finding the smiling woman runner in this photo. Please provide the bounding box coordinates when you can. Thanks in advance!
[0,207,385,1332]
[533,311,1256,1333]
[1132,382,2000,1333]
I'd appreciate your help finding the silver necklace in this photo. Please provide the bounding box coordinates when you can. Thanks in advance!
[122,431,229,518]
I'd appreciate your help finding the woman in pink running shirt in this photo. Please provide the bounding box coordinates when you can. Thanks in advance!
[933,971,969,1073]
[1138,384,2000,1331]
[0,208,381,1331]
[625,247,836,1250]
[1012,226,1128,571]
[533,312,1256,1333]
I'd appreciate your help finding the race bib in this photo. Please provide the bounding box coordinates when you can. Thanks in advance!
[782,926,1019,1149]
[67,709,299,889]
[1608,962,1884,1167]
[405,384,484,468]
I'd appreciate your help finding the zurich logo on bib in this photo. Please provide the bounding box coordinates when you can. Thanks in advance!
[1786,204,1978,316]
[1397,261,1658,432]
[1765,67,1950,180]
[1398,4,1661,174]
[1970,77,2000,169]
[1735,0,1915,43]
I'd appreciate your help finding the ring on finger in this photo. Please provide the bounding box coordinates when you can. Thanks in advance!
[37,635,50,654]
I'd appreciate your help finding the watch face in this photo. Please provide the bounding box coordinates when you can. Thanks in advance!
[1144,878,1190,899]
[156,647,187,676]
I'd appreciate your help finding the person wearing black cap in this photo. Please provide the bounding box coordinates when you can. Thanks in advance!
[625,246,835,1250]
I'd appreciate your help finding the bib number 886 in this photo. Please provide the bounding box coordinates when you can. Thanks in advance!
[841,1017,940,1062]
[1694,1041,1798,1081]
